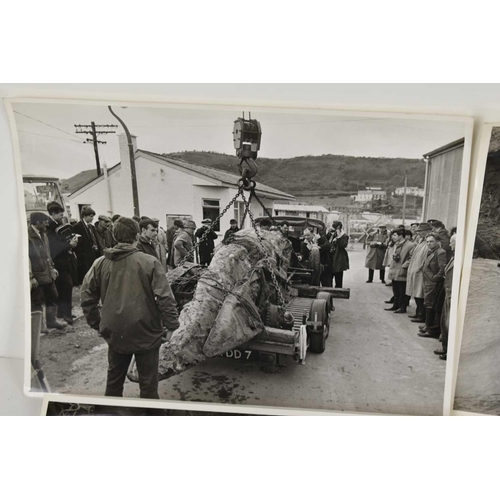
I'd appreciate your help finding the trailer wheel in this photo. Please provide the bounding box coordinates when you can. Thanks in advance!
[315,292,332,339]
[307,299,328,354]
[315,292,333,313]
[309,247,322,286]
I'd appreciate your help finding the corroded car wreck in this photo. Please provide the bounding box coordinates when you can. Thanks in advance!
[129,228,293,381]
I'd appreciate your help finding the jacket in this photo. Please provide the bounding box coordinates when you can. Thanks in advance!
[388,239,414,282]
[436,227,451,259]
[73,220,103,284]
[223,226,239,243]
[365,231,387,270]
[136,235,159,260]
[173,229,193,266]
[46,217,76,272]
[327,230,349,273]
[28,226,55,285]
[80,243,179,354]
[405,240,428,298]
[422,247,447,307]
[95,222,115,250]
[440,256,454,338]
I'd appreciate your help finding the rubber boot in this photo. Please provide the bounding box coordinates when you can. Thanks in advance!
[46,306,66,330]
[41,307,49,333]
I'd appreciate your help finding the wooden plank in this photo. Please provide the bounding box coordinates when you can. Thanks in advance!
[293,284,350,299]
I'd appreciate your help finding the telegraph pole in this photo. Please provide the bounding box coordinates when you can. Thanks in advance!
[402,169,408,225]
[75,122,117,176]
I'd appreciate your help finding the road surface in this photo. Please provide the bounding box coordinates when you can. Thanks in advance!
[454,258,500,415]
[38,243,446,415]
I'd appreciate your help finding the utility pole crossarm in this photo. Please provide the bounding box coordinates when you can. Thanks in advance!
[74,121,116,177]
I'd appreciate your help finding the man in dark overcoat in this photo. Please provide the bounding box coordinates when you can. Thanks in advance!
[328,221,350,288]
[418,233,448,338]
[46,202,78,324]
[73,206,103,285]
[195,218,218,266]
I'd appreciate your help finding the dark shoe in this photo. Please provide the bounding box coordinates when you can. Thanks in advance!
[439,354,447,360]
[394,309,407,314]
[434,349,446,355]
[411,318,425,323]
[418,331,440,338]
[46,307,66,330]
[63,316,74,325]
[385,297,395,304]
[419,325,428,332]
[385,307,398,311]
[366,280,373,283]
[381,280,386,284]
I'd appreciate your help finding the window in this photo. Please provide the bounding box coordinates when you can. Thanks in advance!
[166,214,192,229]
[202,199,220,231]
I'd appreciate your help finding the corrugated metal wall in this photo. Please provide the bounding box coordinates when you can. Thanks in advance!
[423,146,463,229]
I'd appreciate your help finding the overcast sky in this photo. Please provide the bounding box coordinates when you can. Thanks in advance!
[12,102,466,179]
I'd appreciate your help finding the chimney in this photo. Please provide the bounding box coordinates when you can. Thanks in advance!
[118,133,138,216]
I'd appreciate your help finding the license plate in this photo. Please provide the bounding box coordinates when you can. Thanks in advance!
[220,349,254,360]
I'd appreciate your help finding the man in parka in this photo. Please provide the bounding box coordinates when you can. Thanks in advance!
[81,217,179,399]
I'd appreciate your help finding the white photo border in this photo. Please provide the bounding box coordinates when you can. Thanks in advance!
[4,94,473,416]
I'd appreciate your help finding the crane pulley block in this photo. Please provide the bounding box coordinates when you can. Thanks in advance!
[233,114,262,160]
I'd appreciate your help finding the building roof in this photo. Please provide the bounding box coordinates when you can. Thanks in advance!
[423,138,465,158]
[143,151,294,200]
[69,149,295,201]
[274,203,329,212]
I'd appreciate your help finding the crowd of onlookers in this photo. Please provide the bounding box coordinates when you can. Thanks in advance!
[28,204,239,335]
[364,220,456,361]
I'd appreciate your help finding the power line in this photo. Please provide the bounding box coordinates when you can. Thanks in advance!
[18,129,85,144]
[14,110,83,141]
[75,122,117,176]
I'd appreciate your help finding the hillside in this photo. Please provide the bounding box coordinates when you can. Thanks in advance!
[61,169,98,193]
[475,147,500,259]
[168,151,426,194]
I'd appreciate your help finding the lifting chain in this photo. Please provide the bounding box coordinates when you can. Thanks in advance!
[173,176,287,311]
[175,185,245,269]
[240,189,288,310]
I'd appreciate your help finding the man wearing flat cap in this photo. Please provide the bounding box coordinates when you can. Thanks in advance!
[95,215,115,250]
[28,212,66,330]
[430,220,451,259]
[406,222,433,323]
[195,218,218,266]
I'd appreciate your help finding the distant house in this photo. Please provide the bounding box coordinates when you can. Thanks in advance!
[68,134,295,233]
[352,188,387,203]
[422,138,464,229]
[273,203,329,221]
[394,186,425,197]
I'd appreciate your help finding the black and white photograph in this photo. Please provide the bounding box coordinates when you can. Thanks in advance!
[9,99,471,415]
[454,126,500,415]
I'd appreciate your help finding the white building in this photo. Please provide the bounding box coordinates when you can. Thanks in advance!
[394,186,425,197]
[273,203,329,221]
[68,134,295,234]
[353,189,387,203]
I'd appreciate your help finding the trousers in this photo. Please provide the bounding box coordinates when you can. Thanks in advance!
[55,269,73,318]
[392,281,408,311]
[320,266,333,287]
[31,282,59,312]
[333,272,344,288]
[105,346,160,399]
[368,268,385,282]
